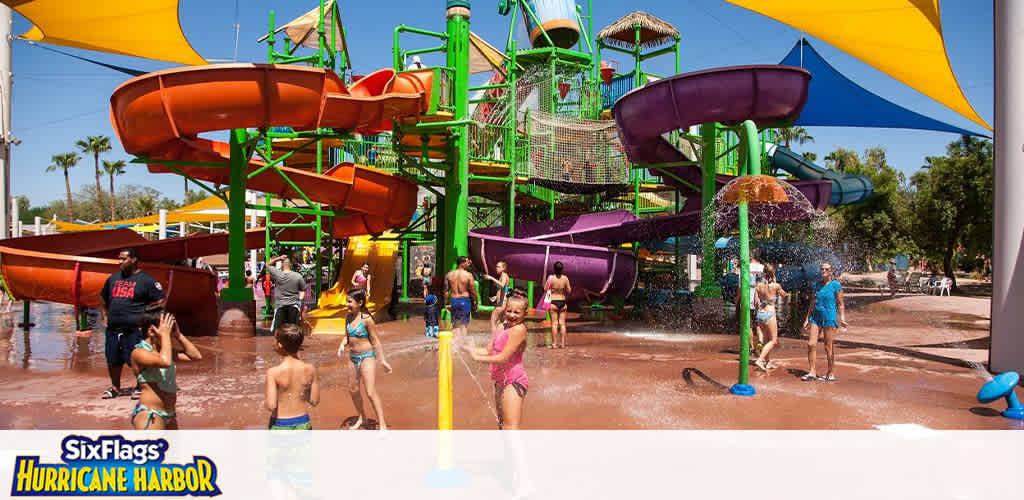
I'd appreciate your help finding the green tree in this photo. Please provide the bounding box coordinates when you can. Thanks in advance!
[776,126,814,149]
[185,189,206,206]
[801,151,817,162]
[46,152,81,221]
[831,146,916,270]
[76,136,112,219]
[910,136,993,290]
[824,148,859,173]
[14,195,28,218]
[135,196,157,217]
[13,195,47,226]
[102,159,126,221]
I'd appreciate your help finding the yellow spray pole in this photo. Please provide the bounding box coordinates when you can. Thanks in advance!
[437,330,454,431]
[425,314,464,487]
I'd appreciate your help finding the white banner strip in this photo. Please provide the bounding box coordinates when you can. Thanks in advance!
[1,430,1021,499]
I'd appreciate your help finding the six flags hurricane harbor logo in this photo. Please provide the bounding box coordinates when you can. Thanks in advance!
[10,435,221,496]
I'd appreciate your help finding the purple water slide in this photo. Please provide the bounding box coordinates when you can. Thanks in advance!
[613,65,828,217]
[469,211,640,301]
[615,65,811,163]
[526,210,703,246]
[470,66,820,301]
[469,208,719,300]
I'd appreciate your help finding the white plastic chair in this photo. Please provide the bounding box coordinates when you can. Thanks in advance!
[937,277,953,296]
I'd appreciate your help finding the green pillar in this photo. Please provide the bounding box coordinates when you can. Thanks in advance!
[695,123,720,298]
[435,200,447,277]
[20,301,30,328]
[401,239,410,301]
[314,136,324,302]
[263,192,273,318]
[674,189,681,290]
[442,0,471,272]
[211,129,256,336]
[222,129,253,300]
[731,119,761,395]
[224,130,251,301]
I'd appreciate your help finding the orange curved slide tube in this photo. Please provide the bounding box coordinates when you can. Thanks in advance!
[0,245,220,336]
[109,64,434,237]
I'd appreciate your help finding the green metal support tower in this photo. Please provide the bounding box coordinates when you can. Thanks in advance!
[442,0,472,272]
[696,123,721,298]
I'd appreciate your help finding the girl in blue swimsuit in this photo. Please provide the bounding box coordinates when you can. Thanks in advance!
[129,306,202,430]
[801,262,848,381]
[337,289,392,430]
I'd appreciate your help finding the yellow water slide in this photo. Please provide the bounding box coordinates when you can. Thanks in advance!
[307,234,399,335]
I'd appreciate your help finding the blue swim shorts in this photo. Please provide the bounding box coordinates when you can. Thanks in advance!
[450,297,472,326]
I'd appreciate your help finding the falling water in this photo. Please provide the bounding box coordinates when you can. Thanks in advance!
[965,360,993,382]
[453,346,499,423]
[713,176,823,233]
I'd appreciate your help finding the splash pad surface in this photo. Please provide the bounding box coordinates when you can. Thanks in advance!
[0,290,1015,430]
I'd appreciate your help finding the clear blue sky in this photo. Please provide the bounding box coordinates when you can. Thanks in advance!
[8,0,992,208]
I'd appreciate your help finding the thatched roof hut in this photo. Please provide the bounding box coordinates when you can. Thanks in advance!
[596,11,679,49]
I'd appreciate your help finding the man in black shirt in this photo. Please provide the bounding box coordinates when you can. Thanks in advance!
[99,248,165,399]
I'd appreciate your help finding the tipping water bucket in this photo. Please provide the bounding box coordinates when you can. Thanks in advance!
[520,0,581,49]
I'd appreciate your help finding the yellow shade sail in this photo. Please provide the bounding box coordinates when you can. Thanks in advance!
[723,0,991,131]
[52,195,264,232]
[3,0,206,65]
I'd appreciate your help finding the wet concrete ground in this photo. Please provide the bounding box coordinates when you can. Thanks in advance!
[0,290,1018,430]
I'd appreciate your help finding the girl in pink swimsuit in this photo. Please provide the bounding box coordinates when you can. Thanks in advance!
[463,292,529,429]
[351,263,370,294]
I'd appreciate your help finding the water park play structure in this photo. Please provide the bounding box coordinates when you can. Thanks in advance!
[1,0,1018,401]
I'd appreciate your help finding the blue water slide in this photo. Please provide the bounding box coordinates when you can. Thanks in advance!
[769,145,873,205]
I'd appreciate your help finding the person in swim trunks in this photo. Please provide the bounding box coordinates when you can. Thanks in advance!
[802,261,848,382]
[129,306,202,430]
[100,247,166,400]
[544,261,572,349]
[463,293,530,429]
[336,289,392,430]
[445,256,478,341]
[266,323,319,430]
[264,253,308,334]
[753,264,788,371]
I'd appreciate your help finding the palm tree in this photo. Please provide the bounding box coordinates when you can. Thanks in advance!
[102,159,126,221]
[775,126,814,149]
[824,148,859,173]
[135,196,157,217]
[46,152,81,220]
[76,136,112,218]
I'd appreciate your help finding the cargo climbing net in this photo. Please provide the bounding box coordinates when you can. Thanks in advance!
[525,109,630,194]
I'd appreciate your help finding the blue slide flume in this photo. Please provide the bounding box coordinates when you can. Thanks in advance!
[769,145,873,205]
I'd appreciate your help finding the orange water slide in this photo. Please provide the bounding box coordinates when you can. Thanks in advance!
[0,231,221,335]
[109,64,435,237]
[0,65,433,334]
[0,224,321,336]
